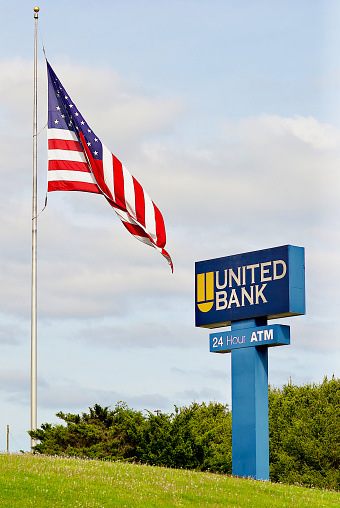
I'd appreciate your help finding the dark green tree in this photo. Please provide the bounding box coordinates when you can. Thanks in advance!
[28,401,232,473]
[135,402,232,473]
[29,402,145,461]
[29,378,340,490]
[269,376,340,490]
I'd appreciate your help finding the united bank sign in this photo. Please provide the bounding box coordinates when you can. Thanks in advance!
[195,245,305,328]
[195,244,305,481]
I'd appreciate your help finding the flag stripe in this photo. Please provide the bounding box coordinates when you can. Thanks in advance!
[48,180,101,193]
[144,195,157,243]
[48,139,83,151]
[48,159,92,173]
[123,221,150,238]
[112,154,126,210]
[48,149,87,163]
[48,128,78,141]
[154,203,167,248]
[102,145,115,203]
[133,177,146,227]
[48,169,98,184]
[113,204,142,226]
[122,164,137,220]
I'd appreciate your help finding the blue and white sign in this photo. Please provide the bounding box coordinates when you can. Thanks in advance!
[195,245,305,328]
[210,324,290,353]
[198,245,306,481]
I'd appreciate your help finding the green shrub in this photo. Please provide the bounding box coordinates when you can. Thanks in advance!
[29,401,232,473]
[29,377,340,490]
[269,376,340,490]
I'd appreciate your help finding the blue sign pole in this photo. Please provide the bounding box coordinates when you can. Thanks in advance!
[210,318,290,480]
[231,318,269,480]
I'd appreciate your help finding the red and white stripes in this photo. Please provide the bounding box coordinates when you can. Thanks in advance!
[47,127,172,270]
[48,128,100,194]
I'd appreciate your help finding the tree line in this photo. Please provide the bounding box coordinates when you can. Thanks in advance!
[29,376,340,490]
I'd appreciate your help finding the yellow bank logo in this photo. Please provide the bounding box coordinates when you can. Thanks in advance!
[196,272,214,312]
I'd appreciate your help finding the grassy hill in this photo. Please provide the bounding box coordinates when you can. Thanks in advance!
[1,454,340,507]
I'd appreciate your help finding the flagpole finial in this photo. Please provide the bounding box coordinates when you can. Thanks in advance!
[34,6,39,17]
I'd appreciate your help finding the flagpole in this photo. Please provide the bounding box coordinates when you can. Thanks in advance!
[31,5,39,451]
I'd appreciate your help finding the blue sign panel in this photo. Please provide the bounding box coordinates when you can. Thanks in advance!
[210,324,290,353]
[195,245,305,328]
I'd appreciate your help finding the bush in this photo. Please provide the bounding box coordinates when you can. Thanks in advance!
[29,402,145,461]
[29,401,232,473]
[29,377,340,489]
[135,402,232,473]
[269,376,340,490]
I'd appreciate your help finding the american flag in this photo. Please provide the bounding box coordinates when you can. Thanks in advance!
[47,61,173,271]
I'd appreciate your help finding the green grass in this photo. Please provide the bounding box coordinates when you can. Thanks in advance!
[1,454,339,507]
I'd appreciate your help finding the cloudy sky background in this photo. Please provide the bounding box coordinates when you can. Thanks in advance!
[0,0,339,451]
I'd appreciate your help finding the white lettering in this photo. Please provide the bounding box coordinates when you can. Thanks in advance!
[215,270,228,290]
[261,262,272,282]
[241,286,254,306]
[228,288,240,308]
[273,260,287,280]
[229,267,241,287]
[230,335,245,345]
[242,265,246,286]
[255,284,267,304]
[250,331,258,342]
[247,264,260,284]
[216,291,228,310]
[257,330,264,341]
[264,329,273,341]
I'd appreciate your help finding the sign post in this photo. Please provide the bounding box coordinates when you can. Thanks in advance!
[195,245,305,480]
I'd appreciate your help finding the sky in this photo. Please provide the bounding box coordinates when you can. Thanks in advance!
[0,0,339,452]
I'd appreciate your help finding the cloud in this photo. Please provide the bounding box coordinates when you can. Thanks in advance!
[0,108,339,328]
[36,381,174,414]
[176,387,224,404]
[142,114,340,230]
[222,114,340,150]
[0,322,26,346]
[35,380,225,414]
[0,58,338,367]
[73,320,199,350]
[0,370,29,395]
[172,366,227,381]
